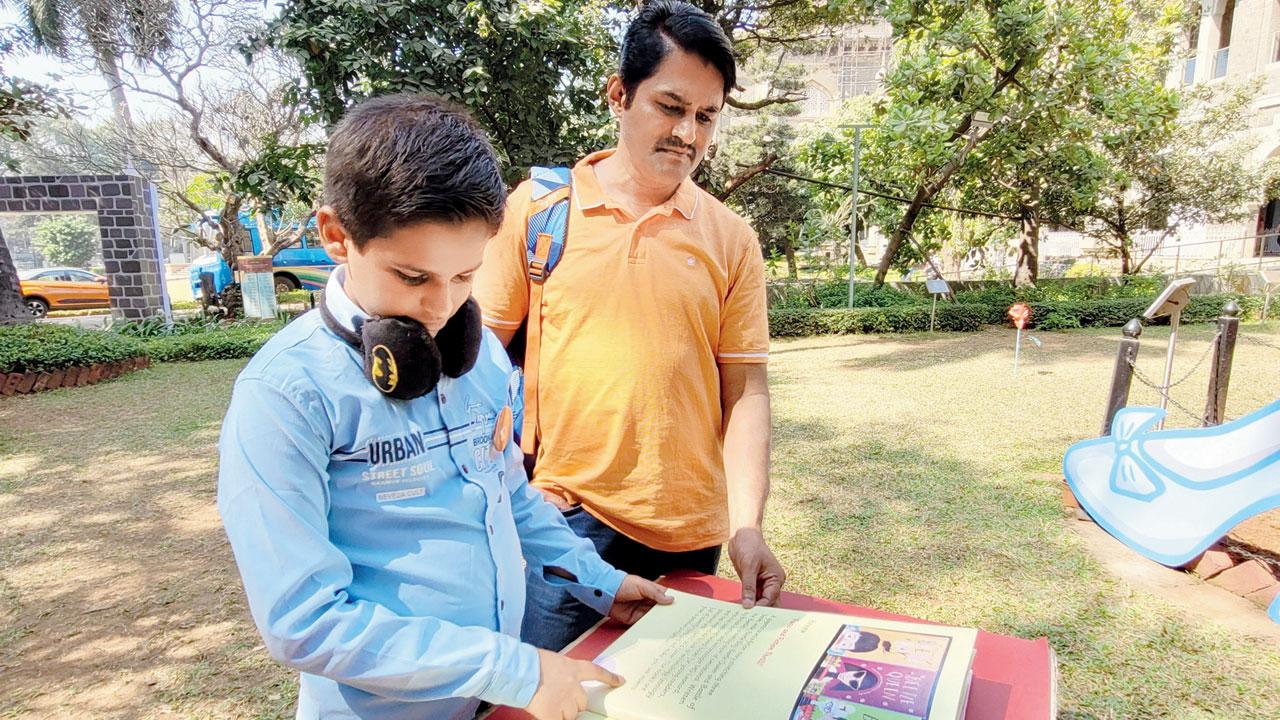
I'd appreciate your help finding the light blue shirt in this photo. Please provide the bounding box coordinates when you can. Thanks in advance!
[218,268,625,720]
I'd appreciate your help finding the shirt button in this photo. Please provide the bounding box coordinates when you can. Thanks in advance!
[440,394,447,404]
[500,600,506,610]
[462,465,469,473]
[488,524,495,535]
[594,589,603,598]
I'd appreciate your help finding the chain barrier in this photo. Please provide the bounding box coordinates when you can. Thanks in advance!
[1238,333,1280,354]
[1125,362,1206,424]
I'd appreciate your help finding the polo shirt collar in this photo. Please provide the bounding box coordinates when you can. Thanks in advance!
[572,148,699,221]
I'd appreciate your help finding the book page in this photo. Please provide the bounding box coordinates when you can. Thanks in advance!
[582,590,976,720]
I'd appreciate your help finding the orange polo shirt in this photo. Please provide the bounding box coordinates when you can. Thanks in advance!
[474,149,769,552]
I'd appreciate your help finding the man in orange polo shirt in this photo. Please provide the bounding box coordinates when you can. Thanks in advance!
[475,0,785,651]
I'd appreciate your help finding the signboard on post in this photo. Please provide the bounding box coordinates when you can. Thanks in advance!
[1143,278,1195,428]
[237,255,278,319]
[926,278,951,332]
[1008,303,1031,374]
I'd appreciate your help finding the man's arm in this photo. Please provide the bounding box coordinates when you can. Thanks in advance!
[489,325,518,347]
[720,362,786,608]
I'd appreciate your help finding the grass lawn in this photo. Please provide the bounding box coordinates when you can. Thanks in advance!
[2,321,1279,717]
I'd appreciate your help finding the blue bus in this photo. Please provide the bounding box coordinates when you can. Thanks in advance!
[188,211,335,298]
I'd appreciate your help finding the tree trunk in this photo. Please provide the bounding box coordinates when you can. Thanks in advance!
[95,49,137,172]
[874,119,986,285]
[876,195,928,285]
[1119,240,1133,275]
[219,195,248,269]
[853,218,867,268]
[0,229,32,325]
[1014,190,1040,288]
[782,233,798,279]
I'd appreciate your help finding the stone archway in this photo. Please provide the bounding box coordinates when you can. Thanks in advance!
[0,174,166,321]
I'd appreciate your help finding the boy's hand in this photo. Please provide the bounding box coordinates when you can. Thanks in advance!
[607,575,672,625]
[525,649,623,720]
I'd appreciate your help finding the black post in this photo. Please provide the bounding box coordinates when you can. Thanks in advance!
[1203,301,1241,426]
[1103,318,1143,435]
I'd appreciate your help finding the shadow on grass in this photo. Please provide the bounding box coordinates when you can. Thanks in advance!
[0,360,295,718]
[767,415,1280,719]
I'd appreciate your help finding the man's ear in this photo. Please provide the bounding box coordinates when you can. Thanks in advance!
[317,206,352,263]
[605,74,626,115]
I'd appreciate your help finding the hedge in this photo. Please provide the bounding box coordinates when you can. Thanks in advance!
[0,323,147,374]
[770,276,1175,311]
[123,317,289,363]
[141,321,283,363]
[769,293,1260,337]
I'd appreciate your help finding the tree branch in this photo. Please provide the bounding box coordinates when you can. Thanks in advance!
[716,152,779,201]
[726,92,804,110]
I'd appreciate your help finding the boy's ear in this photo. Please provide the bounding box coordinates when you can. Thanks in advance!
[317,206,353,263]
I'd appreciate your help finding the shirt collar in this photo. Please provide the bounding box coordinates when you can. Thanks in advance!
[323,264,368,334]
[571,148,699,221]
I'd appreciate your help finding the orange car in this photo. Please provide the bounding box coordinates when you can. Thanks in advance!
[18,266,110,318]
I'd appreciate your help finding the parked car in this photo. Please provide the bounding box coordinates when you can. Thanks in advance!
[18,267,110,318]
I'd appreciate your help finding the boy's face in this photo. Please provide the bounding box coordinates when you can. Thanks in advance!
[606,46,724,189]
[318,207,491,337]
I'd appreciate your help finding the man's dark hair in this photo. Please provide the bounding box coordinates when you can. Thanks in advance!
[324,94,506,247]
[619,1,736,105]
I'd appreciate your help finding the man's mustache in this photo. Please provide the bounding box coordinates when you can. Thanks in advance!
[656,141,694,157]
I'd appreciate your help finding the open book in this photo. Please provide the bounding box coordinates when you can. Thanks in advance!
[580,590,977,720]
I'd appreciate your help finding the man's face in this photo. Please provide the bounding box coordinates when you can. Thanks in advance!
[609,46,725,187]
[319,208,491,337]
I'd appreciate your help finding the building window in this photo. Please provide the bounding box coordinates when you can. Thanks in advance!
[837,35,890,98]
[1213,46,1229,79]
[802,85,831,117]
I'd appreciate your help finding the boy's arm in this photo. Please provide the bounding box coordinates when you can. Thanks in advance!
[217,378,540,708]
[499,439,625,615]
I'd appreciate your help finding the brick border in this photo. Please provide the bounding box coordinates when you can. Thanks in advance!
[1063,481,1280,611]
[0,356,150,397]
[2,175,163,321]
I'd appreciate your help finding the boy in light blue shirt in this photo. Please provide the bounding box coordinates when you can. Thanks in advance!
[218,94,671,720]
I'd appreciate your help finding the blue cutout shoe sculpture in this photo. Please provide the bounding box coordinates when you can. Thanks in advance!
[1063,399,1280,582]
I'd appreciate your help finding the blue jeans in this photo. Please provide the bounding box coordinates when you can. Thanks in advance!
[521,507,721,651]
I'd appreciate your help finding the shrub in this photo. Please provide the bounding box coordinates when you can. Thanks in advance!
[138,318,290,363]
[769,303,993,337]
[769,293,1261,337]
[0,323,146,374]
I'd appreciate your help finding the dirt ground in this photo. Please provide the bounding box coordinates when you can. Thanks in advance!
[0,360,295,719]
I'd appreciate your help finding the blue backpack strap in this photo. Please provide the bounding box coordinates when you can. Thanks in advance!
[526,166,571,281]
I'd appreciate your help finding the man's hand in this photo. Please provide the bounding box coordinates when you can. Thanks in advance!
[728,527,785,608]
[607,574,673,625]
[525,649,623,720]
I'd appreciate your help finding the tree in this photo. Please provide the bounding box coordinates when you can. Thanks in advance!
[5,0,176,168]
[112,0,322,268]
[258,0,618,179]
[844,0,1057,285]
[705,56,814,277]
[1044,81,1264,275]
[954,0,1185,286]
[32,214,97,267]
[0,25,69,325]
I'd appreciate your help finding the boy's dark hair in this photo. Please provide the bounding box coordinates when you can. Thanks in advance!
[323,94,506,247]
[619,1,736,105]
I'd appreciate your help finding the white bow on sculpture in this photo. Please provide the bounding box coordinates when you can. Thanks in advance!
[1063,399,1280,574]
